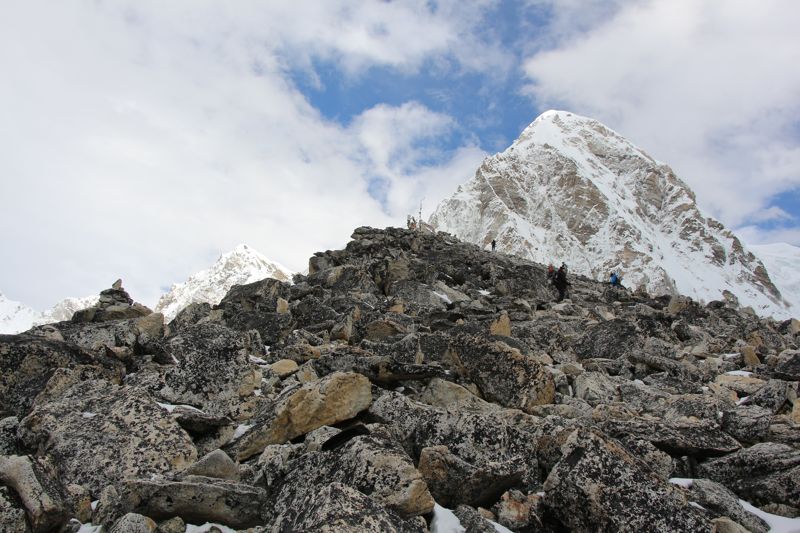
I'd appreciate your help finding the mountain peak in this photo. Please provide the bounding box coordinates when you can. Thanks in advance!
[430,112,789,318]
[154,244,294,321]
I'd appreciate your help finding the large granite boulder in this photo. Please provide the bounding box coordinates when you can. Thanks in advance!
[267,434,434,520]
[119,477,266,529]
[695,442,800,507]
[0,455,68,533]
[0,334,123,418]
[573,319,643,360]
[230,371,372,460]
[445,335,555,412]
[0,486,31,533]
[543,429,710,532]
[17,379,197,494]
[150,322,263,418]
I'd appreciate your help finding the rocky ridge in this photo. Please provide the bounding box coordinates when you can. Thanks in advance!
[1,227,799,532]
[430,110,790,318]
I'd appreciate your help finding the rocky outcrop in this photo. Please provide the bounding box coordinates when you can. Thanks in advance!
[1,226,798,531]
[17,379,196,495]
[543,429,710,532]
[72,280,152,323]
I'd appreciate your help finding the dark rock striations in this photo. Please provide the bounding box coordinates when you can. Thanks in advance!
[1,227,798,531]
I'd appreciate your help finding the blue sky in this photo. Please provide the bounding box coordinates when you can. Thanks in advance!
[1,0,799,309]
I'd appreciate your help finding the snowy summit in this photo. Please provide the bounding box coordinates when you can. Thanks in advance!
[155,244,294,321]
[430,110,790,318]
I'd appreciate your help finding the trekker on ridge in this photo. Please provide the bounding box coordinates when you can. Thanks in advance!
[554,264,570,302]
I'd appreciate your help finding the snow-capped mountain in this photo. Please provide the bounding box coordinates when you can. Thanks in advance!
[430,110,790,318]
[750,243,800,317]
[155,244,294,321]
[0,293,99,334]
[0,292,41,334]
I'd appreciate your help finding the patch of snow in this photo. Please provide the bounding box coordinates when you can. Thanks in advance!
[253,389,262,396]
[491,520,515,533]
[90,500,99,511]
[633,379,645,386]
[739,498,800,533]
[668,478,694,488]
[478,289,491,296]
[185,523,238,533]
[156,402,203,413]
[76,524,102,533]
[431,504,466,533]
[433,291,453,304]
[233,424,253,440]
[737,396,751,406]
[722,353,740,359]
[81,412,97,419]
[249,355,268,365]
[725,370,753,377]
[171,354,180,365]
[689,501,706,510]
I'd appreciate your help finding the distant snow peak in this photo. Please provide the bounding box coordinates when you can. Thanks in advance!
[430,109,791,318]
[0,292,100,335]
[154,243,294,321]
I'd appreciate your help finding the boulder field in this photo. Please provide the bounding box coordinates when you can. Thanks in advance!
[1,226,798,532]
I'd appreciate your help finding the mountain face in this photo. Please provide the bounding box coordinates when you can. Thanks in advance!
[430,110,789,317]
[0,292,99,334]
[751,243,800,317]
[154,244,294,321]
[0,292,40,334]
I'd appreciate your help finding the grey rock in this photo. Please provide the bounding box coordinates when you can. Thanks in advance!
[18,379,196,495]
[452,505,497,533]
[109,513,157,533]
[120,477,266,529]
[0,334,123,418]
[686,479,769,533]
[271,482,426,533]
[0,485,30,533]
[0,417,20,455]
[543,429,710,532]
[445,335,555,412]
[573,319,643,360]
[600,416,742,457]
[153,323,263,418]
[721,405,772,443]
[0,455,68,533]
[695,442,800,507]
[749,380,789,413]
[573,371,622,406]
[268,434,434,520]
[774,350,800,381]
[417,445,523,508]
[181,449,239,481]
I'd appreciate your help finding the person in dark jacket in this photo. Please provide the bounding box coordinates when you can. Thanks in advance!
[554,264,569,302]
[491,239,496,252]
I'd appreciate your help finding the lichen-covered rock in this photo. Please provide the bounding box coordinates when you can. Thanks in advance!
[18,379,196,495]
[151,323,262,418]
[0,334,122,417]
[721,405,772,443]
[109,512,157,533]
[119,477,266,529]
[445,335,555,412]
[368,392,542,490]
[268,434,434,519]
[417,445,523,508]
[491,489,545,532]
[573,371,622,406]
[543,429,710,532]
[0,486,30,533]
[452,505,497,533]
[0,416,20,455]
[271,482,426,533]
[412,378,499,413]
[230,371,372,460]
[600,416,742,457]
[695,442,800,507]
[774,350,800,381]
[573,319,643,360]
[0,455,68,533]
[685,479,769,533]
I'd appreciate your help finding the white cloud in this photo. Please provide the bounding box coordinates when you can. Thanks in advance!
[522,0,800,228]
[0,1,490,309]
